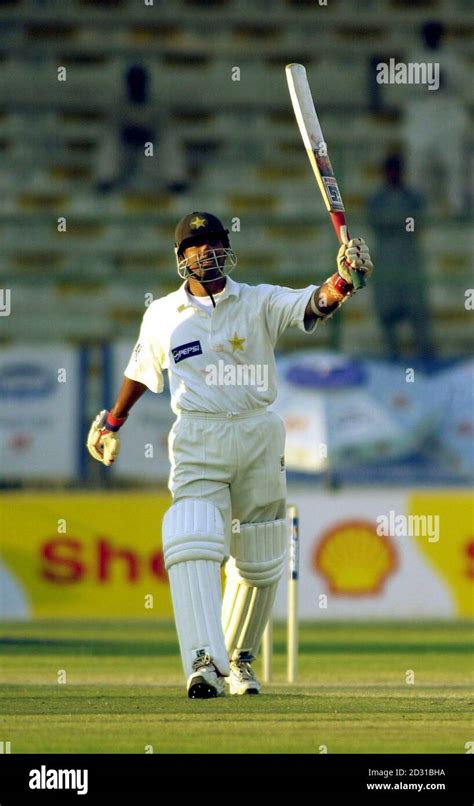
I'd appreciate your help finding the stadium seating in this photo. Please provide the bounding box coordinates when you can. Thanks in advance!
[0,0,472,355]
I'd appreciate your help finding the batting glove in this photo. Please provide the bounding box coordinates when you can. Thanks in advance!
[86,409,127,466]
[337,236,373,286]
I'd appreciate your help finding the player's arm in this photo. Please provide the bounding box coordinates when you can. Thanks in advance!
[109,377,148,418]
[304,236,373,328]
[86,378,148,467]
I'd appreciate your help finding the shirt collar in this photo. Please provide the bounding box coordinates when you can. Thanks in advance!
[175,274,240,312]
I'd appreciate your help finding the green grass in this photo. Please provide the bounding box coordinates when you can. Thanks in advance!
[1,621,472,754]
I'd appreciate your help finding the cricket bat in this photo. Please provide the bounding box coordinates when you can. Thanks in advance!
[285,63,365,290]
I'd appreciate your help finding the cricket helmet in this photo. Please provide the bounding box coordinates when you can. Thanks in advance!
[174,212,237,281]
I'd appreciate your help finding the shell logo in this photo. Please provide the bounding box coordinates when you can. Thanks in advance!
[314,519,397,596]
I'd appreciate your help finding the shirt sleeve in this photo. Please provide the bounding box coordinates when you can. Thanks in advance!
[263,283,321,344]
[123,308,164,393]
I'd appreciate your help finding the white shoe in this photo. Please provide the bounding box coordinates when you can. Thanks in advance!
[226,653,261,696]
[187,654,226,699]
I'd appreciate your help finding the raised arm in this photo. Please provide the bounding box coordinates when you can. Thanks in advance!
[304,235,373,329]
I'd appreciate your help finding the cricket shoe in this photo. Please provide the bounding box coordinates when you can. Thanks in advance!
[226,653,261,696]
[187,654,226,699]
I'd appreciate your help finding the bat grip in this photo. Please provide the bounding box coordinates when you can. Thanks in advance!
[330,211,365,291]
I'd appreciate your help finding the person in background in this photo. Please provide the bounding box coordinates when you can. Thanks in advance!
[367,154,434,359]
[403,20,468,216]
[95,64,189,194]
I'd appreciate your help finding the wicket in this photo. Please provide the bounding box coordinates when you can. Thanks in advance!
[261,503,300,684]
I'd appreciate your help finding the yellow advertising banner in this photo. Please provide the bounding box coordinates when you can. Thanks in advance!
[1,490,472,620]
[0,493,173,618]
[410,492,474,617]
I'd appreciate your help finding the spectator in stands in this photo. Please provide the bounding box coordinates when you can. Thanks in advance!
[367,154,434,359]
[95,64,189,194]
[403,20,468,216]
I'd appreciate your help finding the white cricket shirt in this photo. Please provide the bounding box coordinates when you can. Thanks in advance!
[124,275,320,414]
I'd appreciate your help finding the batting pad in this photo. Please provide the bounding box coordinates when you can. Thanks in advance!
[222,519,287,661]
[162,498,230,678]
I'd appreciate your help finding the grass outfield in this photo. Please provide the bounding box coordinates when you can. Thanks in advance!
[1,620,472,754]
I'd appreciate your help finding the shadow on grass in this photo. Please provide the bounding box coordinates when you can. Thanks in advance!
[2,637,472,656]
[284,641,473,655]
[2,638,179,656]
[1,690,471,718]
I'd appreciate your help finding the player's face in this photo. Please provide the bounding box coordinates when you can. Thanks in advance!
[182,238,226,281]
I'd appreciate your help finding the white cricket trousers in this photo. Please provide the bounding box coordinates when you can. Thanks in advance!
[167,407,287,553]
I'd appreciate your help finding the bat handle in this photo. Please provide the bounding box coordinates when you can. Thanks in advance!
[330,211,365,291]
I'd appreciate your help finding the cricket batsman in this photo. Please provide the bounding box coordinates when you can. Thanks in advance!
[87,212,373,698]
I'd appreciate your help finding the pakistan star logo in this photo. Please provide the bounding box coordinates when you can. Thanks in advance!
[190,216,207,230]
[228,332,246,353]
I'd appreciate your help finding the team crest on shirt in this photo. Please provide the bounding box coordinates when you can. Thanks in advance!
[227,332,246,353]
